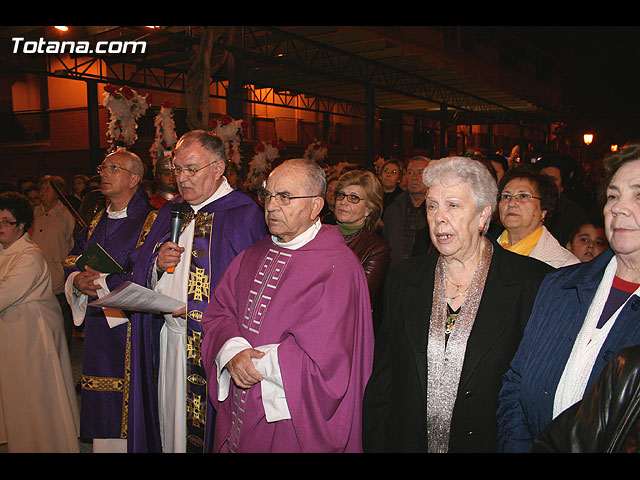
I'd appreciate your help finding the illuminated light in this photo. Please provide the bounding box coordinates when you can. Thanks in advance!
[145,26,160,29]
[54,26,68,32]
[611,144,619,152]
[583,133,593,146]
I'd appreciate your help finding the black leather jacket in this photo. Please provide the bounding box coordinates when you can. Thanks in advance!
[533,345,640,453]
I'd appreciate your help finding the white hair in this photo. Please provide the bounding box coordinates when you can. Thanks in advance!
[422,156,498,233]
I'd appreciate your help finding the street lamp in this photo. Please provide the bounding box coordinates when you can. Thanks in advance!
[584,133,593,146]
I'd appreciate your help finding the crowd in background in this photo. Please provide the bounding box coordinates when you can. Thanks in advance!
[1,141,635,453]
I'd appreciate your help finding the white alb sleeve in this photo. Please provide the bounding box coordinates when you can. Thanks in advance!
[215,339,291,422]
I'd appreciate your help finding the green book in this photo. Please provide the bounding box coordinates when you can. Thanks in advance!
[75,242,124,274]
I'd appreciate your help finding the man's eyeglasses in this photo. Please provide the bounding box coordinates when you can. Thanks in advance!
[335,191,364,204]
[171,161,217,177]
[97,164,135,175]
[499,193,541,203]
[0,219,18,227]
[257,189,318,206]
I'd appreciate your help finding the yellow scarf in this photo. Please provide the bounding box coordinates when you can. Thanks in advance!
[498,226,543,256]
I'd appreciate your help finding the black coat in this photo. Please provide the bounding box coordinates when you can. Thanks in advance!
[362,238,553,452]
[533,345,640,453]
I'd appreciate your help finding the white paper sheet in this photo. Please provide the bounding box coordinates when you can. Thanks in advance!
[88,281,185,314]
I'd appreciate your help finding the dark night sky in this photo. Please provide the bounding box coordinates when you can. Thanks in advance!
[511,26,640,145]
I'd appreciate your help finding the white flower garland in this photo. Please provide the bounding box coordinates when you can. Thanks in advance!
[304,139,329,163]
[210,115,245,166]
[103,84,150,152]
[150,101,178,167]
[248,140,282,179]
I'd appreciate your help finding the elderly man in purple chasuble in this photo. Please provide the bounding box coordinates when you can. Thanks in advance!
[200,158,375,453]
[64,149,157,453]
[124,130,267,453]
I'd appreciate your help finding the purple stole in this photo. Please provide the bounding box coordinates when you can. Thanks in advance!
[182,208,215,452]
[127,190,268,452]
[142,205,214,451]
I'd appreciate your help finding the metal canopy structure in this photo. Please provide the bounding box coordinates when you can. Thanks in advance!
[0,25,561,129]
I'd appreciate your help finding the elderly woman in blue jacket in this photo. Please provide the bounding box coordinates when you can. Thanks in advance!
[497,144,640,452]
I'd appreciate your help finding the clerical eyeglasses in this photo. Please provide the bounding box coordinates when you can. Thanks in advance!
[171,161,217,177]
[258,189,318,206]
[97,163,135,175]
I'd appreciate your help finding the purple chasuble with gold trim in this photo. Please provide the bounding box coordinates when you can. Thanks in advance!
[64,187,155,440]
[201,225,375,452]
[126,189,267,452]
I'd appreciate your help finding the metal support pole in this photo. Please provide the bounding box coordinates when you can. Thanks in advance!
[322,112,330,144]
[487,122,494,154]
[227,50,244,120]
[86,80,101,172]
[440,104,448,157]
[365,85,375,167]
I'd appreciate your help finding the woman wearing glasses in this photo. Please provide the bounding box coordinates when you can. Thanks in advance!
[498,144,640,452]
[0,192,79,452]
[363,156,552,452]
[333,170,390,302]
[497,166,579,268]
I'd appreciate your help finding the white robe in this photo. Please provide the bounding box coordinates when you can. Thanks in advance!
[0,234,80,452]
[154,179,233,453]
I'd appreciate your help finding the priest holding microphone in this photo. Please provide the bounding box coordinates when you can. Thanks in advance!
[124,130,267,453]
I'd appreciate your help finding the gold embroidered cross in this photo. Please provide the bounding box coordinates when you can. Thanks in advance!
[195,212,213,238]
[188,267,210,301]
[187,331,202,367]
[187,393,207,428]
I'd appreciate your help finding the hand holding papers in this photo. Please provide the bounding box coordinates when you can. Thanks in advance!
[88,281,185,314]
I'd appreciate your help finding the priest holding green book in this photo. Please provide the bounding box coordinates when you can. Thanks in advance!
[64,148,158,453]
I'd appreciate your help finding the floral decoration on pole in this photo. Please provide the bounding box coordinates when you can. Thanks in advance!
[103,84,151,152]
[304,139,330,163]
[248,139,284,180]
[209,114,247,166]
[150,100,178,166]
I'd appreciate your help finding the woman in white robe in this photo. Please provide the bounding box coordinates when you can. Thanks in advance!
[0,191,80,453]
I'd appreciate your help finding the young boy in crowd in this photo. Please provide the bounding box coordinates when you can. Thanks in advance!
[566,223,608,262]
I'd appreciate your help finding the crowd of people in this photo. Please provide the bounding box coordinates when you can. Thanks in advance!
[2,131,639,454]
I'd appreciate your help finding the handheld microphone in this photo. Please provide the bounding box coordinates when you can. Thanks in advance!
[167,202,188,274]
